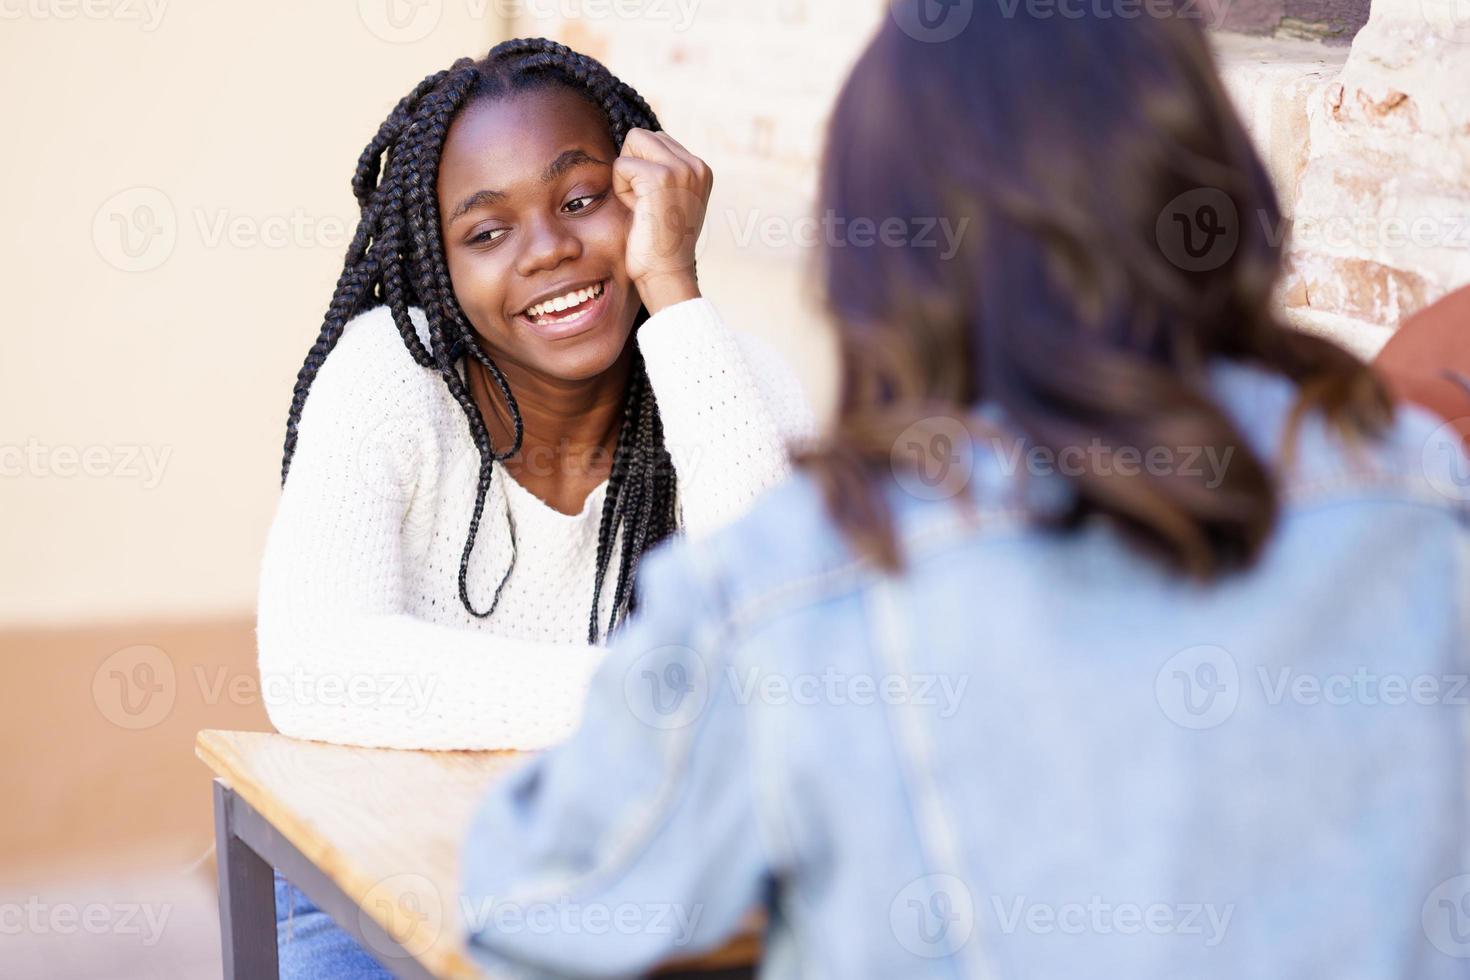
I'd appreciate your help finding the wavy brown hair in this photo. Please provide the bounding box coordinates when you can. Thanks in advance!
[794,1,1392,577]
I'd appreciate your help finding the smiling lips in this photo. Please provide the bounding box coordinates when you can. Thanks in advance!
[521,280,607,327]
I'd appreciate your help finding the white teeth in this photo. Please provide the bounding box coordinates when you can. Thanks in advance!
[526,282,604,319]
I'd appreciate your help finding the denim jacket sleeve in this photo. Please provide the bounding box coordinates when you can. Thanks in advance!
[459,539,769,978]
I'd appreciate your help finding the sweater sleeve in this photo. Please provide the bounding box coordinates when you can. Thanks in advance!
[256,311,604,752]
[636,298,818,541]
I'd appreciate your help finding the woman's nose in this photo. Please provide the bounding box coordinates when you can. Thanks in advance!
[514,215,582,278]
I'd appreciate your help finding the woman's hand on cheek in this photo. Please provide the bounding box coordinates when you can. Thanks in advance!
[613,128,713,315]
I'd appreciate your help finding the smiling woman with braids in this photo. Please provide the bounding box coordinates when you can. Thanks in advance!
[261,36,812,978]
[257,38,813,757]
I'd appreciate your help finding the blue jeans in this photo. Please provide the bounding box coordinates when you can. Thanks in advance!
[274,870,393,979]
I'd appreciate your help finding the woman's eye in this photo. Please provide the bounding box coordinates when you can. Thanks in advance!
[563,194,601,214]
[469,228,508,246]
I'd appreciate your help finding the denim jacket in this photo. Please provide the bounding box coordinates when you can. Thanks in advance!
[460,362,1470,979]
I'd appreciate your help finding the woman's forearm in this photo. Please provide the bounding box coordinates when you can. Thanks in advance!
[637,297,817,539]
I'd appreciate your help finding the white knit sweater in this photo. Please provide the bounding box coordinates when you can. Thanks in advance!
[257,299,815,750]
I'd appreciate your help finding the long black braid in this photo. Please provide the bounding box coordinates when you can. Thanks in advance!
[280,38,679,643]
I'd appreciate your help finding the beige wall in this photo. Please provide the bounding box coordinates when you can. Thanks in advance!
[0,0,865,628]
[0,2,516,626]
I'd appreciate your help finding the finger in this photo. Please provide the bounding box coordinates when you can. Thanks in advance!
[647,132,698,172]
[619,127,680,166]
[612,156,670,208]
[649,132,714,195]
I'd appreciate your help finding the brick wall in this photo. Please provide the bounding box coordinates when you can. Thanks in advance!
[519,1,1468,377]
[1220,2,1470,357]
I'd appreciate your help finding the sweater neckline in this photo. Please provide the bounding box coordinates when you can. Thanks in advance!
[497,467,612,526]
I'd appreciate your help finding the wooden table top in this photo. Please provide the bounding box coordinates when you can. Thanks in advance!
[196,729,759,979]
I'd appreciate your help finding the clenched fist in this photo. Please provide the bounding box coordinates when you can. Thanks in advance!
[613,128,713,314]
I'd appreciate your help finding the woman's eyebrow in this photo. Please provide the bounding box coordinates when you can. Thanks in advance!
[449,188,506,222]
[449,150,609,222]
[541,148,608,183]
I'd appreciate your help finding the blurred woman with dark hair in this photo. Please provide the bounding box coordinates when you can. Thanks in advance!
[457,3,1469,978]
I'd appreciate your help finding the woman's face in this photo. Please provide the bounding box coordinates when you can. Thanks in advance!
[437,86,643,383]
